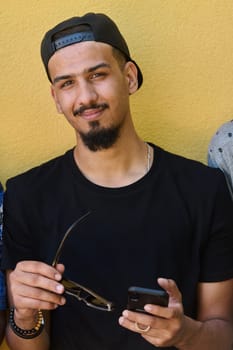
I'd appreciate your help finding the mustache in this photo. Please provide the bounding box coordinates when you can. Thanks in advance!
[73,103,109,117]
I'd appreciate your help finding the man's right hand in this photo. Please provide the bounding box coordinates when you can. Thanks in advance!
[7,261,66,326]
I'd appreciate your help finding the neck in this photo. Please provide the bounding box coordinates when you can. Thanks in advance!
[73,137,153,188]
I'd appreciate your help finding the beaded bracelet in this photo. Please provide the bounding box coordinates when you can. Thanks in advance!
[9,307,45,339]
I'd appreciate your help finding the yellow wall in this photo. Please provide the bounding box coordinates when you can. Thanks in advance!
[0,339,7,350]
[2,0,233,187]
[1,2,233,348]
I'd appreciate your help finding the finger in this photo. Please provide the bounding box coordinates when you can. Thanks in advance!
[119,315,168,349]
[120,309,168,331]
[119,310,180,348]
[119,312,167,339]
[16,261,63,281]
[144,302,179,320]
[10,269,64,295]
[120,310,154,330]
[157,278,182,305]
[119,315,153,334]
[15,294,63,310]
[14,282,65,305]
[55,263,65,275]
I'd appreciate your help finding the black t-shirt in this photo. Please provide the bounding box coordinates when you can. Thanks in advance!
[2,144,233,350]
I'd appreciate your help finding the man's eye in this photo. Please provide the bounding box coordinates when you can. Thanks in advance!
[61,80,74,88]
[91,72,106,79]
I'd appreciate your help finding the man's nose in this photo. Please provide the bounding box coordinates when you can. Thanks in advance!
[76,80,98,106]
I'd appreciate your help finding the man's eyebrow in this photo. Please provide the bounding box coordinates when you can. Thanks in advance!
[53,75,72,85]
[87,62,110,73]
[53,63,111,85]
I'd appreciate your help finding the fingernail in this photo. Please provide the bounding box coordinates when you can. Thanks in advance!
[60,297,66,305]
[122,310,129,317]
[118,317,124,325]
[55,273,61,280]
[144,305,152,312]
[56,284,64,293]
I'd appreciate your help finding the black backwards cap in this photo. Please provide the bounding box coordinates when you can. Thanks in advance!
[41,12,143,88]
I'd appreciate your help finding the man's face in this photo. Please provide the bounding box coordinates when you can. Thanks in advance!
[48,41,138,151]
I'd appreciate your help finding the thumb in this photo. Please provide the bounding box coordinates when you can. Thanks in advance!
[157,277,182,307]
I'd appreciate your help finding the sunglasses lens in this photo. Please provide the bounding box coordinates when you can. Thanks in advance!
[82,294,111,309]
[61,278,114,311]
[61,278,80,291]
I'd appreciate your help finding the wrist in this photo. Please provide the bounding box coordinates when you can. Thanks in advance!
[9,307,45,339]
[175,316,202,349]
[14,308,39,329]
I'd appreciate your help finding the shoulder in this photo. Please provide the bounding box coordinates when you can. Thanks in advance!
[153,144,229,196]
[209,120,233,150]
[155,144,222,179]
[208,120,233,171]
[5,149,73,196]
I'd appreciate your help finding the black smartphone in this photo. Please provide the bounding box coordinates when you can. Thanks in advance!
[127,286,169,314]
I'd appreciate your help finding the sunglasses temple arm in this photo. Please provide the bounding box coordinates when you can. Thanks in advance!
[51,211,91,267]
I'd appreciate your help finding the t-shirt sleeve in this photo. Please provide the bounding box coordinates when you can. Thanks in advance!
[1,178,35,270]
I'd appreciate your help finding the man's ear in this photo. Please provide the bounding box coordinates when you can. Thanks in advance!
[50,86,63,114]
[125,61,139,94]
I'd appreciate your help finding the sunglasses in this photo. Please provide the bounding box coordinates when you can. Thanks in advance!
[52,212,115,312]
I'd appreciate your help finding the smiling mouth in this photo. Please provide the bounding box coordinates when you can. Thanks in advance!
[80,107,104,119]
[73,103,108,118]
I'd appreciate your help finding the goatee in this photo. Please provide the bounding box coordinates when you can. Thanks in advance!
[79,121,122,151]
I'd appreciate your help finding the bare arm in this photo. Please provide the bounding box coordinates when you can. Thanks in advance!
[5,308,50,350]
[177,278,233,350]
[5,262,65,350]
[119,278,233,349]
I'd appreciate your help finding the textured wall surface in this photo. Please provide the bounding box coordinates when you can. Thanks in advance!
[1,0,233,189]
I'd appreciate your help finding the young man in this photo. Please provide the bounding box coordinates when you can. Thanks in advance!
[2,12,233,350]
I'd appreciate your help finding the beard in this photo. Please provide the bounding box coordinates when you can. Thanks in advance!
[79,120,122,152]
